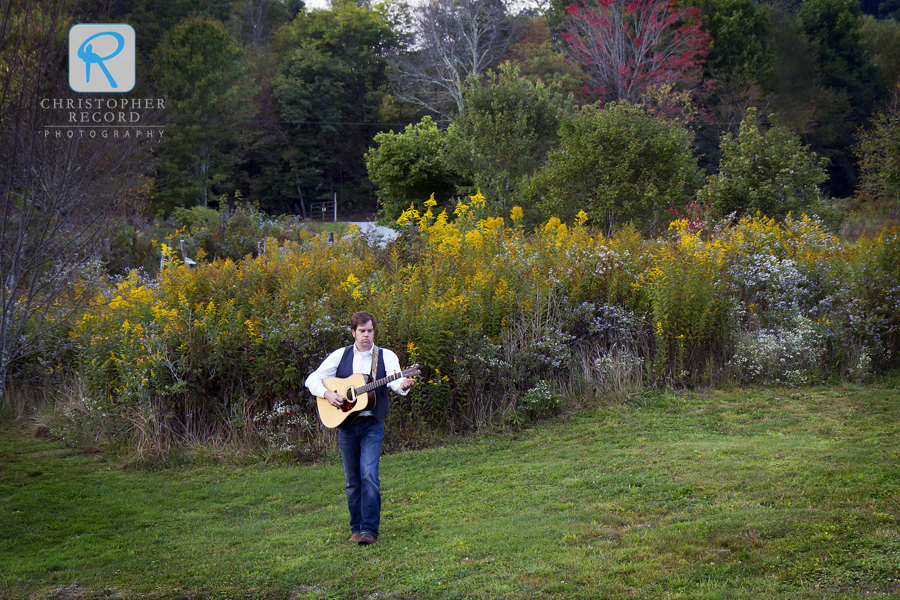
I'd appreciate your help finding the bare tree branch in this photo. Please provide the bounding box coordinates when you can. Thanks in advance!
[562,0,710,105]
[388,0,521,121]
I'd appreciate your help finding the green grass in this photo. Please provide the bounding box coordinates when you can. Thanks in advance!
[2,383,899,599]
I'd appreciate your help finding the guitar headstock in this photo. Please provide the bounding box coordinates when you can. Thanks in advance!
[403,364,423,377]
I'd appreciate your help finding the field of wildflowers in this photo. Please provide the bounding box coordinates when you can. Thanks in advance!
[30,196,900,457]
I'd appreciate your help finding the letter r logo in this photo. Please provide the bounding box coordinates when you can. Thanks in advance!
[69,24,135,93]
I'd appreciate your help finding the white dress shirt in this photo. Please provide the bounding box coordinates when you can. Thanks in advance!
[305,344,410,399]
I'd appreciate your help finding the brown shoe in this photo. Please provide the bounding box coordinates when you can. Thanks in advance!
[348,533,362,542]
[357,532,376,545]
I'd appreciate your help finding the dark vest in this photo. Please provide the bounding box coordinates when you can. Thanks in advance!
[335,345,389,424]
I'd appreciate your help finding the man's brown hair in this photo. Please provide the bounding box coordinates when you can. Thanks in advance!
[350,311,376,331]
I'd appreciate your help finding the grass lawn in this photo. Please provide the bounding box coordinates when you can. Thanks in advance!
[1,383,899,599]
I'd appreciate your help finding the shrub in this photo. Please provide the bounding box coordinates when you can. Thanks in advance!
[518,380,562,422]
[524,101,703,235]
[728,315,830,385]
[698,108,829,218]
[166,202,309,263]
[848,227,900,369]
[444,64,569,225]
[365,117,461,221]
[852,84,900,205]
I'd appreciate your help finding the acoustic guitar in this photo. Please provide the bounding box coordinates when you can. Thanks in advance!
[316,365,422,428]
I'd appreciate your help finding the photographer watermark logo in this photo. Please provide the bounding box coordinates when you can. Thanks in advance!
[46,23,163,140]
[69,24,135,93]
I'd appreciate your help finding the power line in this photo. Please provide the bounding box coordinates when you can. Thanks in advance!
[139,114,877,128]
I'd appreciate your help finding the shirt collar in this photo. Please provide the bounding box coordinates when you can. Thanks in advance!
[353,344,374,358]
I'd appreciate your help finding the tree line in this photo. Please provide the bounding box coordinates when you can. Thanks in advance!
[13,0,899,217]
[163,0,898,216]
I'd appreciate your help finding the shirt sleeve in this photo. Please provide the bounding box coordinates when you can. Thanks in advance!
[382,348,411,396]
[304,347,345,398]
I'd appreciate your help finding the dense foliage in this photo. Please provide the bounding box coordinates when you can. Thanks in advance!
[444,64,571,218]
[14,0,891,215]
[525,102,703,234]
[153,16,257,209]
[365,117,460,221]
[698,108,830,218]
[18,199,895,455]
[269,1,402,211]
[366,65,572,225]
[852,83,900,204]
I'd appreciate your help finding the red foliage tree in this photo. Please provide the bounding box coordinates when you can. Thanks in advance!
[562,0,712,105]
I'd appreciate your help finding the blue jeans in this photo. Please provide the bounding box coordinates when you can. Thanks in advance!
[337,419,384,537]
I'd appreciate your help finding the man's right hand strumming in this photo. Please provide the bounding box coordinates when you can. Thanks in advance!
[325,390,346,408]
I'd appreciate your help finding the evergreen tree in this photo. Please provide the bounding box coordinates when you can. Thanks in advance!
[153,15,257,210]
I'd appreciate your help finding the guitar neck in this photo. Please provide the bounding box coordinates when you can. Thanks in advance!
[357,370,408,395]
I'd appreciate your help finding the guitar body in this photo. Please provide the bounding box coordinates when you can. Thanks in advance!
[316,373,371,429]
[314,364,422,429]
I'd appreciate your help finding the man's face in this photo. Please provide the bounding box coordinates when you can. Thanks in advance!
[351,321,375,352]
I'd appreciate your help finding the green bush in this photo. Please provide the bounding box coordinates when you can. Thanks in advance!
[524,101,703,235]
[364,117,461,221]
[852,84,900,205]
[698,108,829,218]
[518,380,562,422]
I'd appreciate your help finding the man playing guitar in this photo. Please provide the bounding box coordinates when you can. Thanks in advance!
[305,311,416,545]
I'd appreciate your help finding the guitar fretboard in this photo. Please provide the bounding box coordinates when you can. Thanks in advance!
[356,370,413,394]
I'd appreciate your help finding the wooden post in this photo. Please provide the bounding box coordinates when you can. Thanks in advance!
[179,239,196,267]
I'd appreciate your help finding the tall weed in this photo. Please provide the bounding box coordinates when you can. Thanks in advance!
[24,201,900,459]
